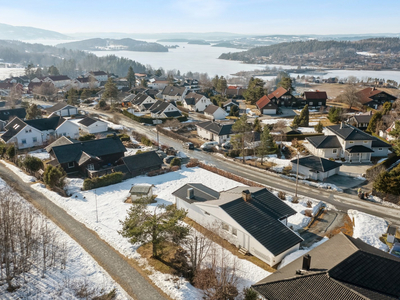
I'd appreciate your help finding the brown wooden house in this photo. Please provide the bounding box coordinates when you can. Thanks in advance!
[268,87,296,106]
[356,87,397,109]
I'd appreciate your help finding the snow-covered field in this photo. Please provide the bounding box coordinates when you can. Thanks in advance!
[0,67,25,80]
[0,179,128,300]
[30,167,273,299]
[261,118,291,126]
[28,149,51,160]
[348,209,389,252]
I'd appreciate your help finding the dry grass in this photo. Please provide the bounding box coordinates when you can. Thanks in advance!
[327,214,354,237]
[184,218,277,272]
[379,234,395,249]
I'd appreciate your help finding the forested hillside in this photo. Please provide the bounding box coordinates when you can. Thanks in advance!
[0,40,146,77]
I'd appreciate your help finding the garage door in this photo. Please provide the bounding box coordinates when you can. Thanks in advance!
[263,109,276,115]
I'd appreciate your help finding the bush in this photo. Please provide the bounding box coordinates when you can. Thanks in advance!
[170,157,181,167]
[106,133,130,142]
[23,156,44,173]
[278,191,286,200]
[171,165,180,171]
[83,172,124,190]
[243,287,260,300]
[122,109,188,124]
[292,196,299,204]
[186,158,199,168]
[282,165,292,175]
[304,209,313,217]
[0,143,7,158]
[79,134,96,141]
[6,145,16,160]
[141,136,152,146]
[44,165,65,188]
[306,200,312,208]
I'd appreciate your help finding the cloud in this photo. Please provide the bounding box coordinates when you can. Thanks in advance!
[173,0,228,18]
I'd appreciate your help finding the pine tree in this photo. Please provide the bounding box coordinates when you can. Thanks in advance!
[328,107,342,123]
[47,65,60,76]
[81,89,91,100]
[253,118,262,133]
[314,121,323,133]
[292,115,300,128]
[67,88,79,106]
[103,78,118,104]
[119,204,188,258]
[257,127,277,164]
[299,104,309,126]
[141,78,148,87]
[232,114,252,164]
[26,104,42,120]
[127,66,136,89]
[366,112,382,134]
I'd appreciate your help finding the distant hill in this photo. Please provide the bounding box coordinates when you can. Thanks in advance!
[56,38,168,52]
[0,23,71,40]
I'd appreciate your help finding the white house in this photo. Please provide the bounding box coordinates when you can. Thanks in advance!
[1,116,79,149]
[85,71,108,82]
[196,121,233,145]
[44,103,79,117]
[149,100,182,118]
[71,77,100,89]
[203,105,228,120]
[148,80,169,90]
[43,75,72,88]
[291,155,342,181]
[305,123,391,163]
[183,92,212,112]
[131,93,157,111]
[160,86,188,102]
[76,117,108,134]
[173,184,302,265]
[379,121,398,141]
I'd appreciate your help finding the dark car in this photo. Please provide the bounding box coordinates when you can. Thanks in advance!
[183,142,195,150]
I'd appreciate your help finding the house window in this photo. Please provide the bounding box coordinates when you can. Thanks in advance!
[309,102,313,106]
[349,141,354,144]
[222,223,229,231]
[378,148,383,151]
[21,139,26,144]
[363,141,368,144]
[68,162,75,168]
[232,228,237,236]
[318,102,322,105]
[87,164,95,170]
[32,137,37,143]
[333,149,337,154]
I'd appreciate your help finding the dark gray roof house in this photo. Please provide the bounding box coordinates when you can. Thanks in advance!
[173,185,302,265]
[327,123,374,141]
[25,116,65,131]
[291,155,341,175]
[1,117,27,142]
[161,86,186,97]
[306,135,341,149]
[0,108,26,122]
[252,232,400,300]
[118,151,163,177]
[196,121,233,136]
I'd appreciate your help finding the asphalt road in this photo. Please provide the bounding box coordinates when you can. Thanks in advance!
[0,164,166,300]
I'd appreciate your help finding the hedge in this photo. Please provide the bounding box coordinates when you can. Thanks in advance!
[122,110,188,124]
[83,172,124,190]
[156,126,200,147]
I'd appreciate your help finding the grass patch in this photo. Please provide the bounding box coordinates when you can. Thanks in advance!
[327,214,354,237]
[379,233,396,249]
[184,217,276,272]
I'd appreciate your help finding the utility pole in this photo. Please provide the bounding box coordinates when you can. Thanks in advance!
[295,150,299,200]
[95,189,99,223]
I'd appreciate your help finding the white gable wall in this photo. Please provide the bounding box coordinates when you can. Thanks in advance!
[56,121,80,138]
[195,96,212,112]
[205,107,227,120]
[10,125,43,149]
[49,106,78,117]
[80,121,108,134]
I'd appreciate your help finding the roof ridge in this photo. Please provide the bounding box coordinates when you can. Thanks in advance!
[327,275,371,300]
[253,271,329,287]
[188,183,219,199]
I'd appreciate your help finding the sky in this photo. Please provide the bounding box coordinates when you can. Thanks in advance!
[1,0,400,35]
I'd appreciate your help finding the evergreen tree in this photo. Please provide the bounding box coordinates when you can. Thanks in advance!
[119,203,188,258]
[382,102,392,115]
[229,104,239,117]
[277,75,293,91]
[81,89,91,100]
[126,66,136,89]
[298,104,309,126]
[291,115,300,128]
[67,88,79,106]
[25,104,42,120]
[47,65,60,76]
[366,111,382,134]
[257,127,277,164]
[328,107,342,124]
[141,78,148,87]
[217,76,228,94]
[232,114,252,164]
[23,156,43,173]
[43,165,65,188]
[103,78,118,104]
[253,118,262,133]
[314,121,323,133]
[212,75,220,89]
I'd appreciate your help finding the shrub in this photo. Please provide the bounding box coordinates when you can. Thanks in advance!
[306,200,312,208]
[278,191,286,200]
[141,136,152,146]
[6,145,16,160]
[186,158,199,168]
[304,209,313,217]
[292,196,299,204]
[170,157,181,167]
[282,165,292,175]
[243,287,260,300]
[79,134,96,141]
[0,143,7,158]
[171,165,180,171]
[83,172,124,190]
[118,134,130,142]
[44,165,65,188]
[23,156,44,173]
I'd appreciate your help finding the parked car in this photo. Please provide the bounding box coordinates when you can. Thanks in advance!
[222,141,232,150]
[183,142,195,150]
[164,155,180,165]
[200,141,218,150]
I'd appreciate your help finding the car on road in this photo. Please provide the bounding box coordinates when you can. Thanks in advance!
[183,142,195,150]
[200,141,218,151]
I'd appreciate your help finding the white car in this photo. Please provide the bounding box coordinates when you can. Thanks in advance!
[200,141,218,150]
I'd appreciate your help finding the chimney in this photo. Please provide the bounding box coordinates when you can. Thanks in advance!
[302,254,311,271]
[187,188,194,199]
[340,122,344,129]
[242,190,251,202]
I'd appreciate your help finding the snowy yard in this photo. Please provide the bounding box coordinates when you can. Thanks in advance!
[0,179,128,300]
[261,118,291,126]
[30,167,273,299]
[1,160,36,183]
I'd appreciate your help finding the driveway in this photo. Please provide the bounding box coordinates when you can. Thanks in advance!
[324,174,368,192]
[339,163,372,177]
[0,164,167,300]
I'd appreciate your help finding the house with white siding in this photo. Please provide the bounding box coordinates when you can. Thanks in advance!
[196,121,233,145]
[159,86,188,102]
[85,71,108,83]
[149,100,182,118]
[183,92,212,112]
[44,103,79,117]
[203,105,228,120]
[305,123,391,163]
[291,155,342,181]
[173,184,302,266]
[75,117,108,134]
[131,93,157,111]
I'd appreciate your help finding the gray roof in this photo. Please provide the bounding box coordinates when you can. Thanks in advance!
[129,184,153,194]
[132,93,152,105]
[184,92,203,105]
[161,86,186,97]
[327,124,374,141]
[164,110,182,118]
[253,233,400,300]
[306,135,341,149]
[172,183,220,204]
[50,137,126,164]
[349,114,373,124]
[204,105,221,114]
[346,145,374,153]
[388,225,397,235]
[45,136,74,152]
[45,102,72,113]
[291,155,341,172]
[196,121,233,136]
[1,117,26,142]
[78,116,105,127]
[371,138,391,148]
[149,100,171,114]
[0,108,26,121]
[25,116,65,131]
[121,151,163,174]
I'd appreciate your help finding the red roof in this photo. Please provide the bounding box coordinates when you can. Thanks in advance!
[304,91,328,100]
[355,87,392,104]
[268,87,288,99]
[256,95,275,110]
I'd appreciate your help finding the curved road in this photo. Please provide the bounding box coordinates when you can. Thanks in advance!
[0,164,166,300]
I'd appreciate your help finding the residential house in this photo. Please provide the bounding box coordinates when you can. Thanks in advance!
[76,117,108,134]
[203,105,227,120]
[256,95,278,115]
[159,86,187,102]
[131,93,157,111]
[149,100,182,118]
[379,121,397,141]
[303,91,328,107]
[44,102,78,117]
[305,123,391,162]
[196,121,233,145]
[0,108,26,130]
[148,80,169,90]
[225,87,246,99]
[252,232,400,300]
[85,71,108,83]
[38,76,71,88]
[6,76,30,86]
[291,155,342,181]
[173,184,302,265]
[222,99,239,113]
[181,79,200,92]
[356,87,397,109]
[117,151,163,178]
[47,136,126,175]
[268,87,296,106]
[71,77,99,89]
[129,184,154,201]
[183,92,212,112]
[347,111,373,130]
[1,116,79,149]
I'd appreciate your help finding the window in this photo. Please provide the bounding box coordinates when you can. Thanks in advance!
[378,148,383,151]
[333,149,337,154]
[32,137,37,143]
[309,102,313,106]
[349,141,354,144]
[21,139,26,144]
[363,141,368,144]
[222,223,229,231]
[232,228,237,236]
[68,162,75,168]
[87,164,95,170]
